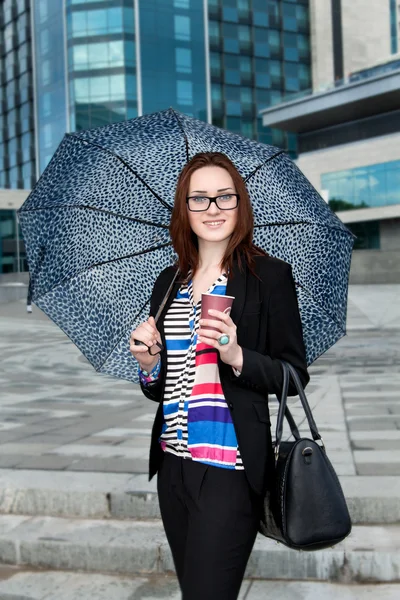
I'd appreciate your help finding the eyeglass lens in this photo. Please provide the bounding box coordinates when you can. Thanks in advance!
[188,194,238,211]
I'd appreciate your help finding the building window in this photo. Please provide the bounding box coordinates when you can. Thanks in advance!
[321,160,400,211]
[177,80,193,105]
[175,48,192,73]
[390,0,398,54]
[345,221,380,250]
[174,15,190,41]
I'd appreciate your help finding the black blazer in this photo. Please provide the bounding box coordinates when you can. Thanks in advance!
[140,254,310,496]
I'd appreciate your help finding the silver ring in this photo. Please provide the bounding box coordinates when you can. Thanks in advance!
[218,334,230,346]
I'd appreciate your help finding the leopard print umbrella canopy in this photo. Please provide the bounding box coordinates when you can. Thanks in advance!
[17,108,355,384]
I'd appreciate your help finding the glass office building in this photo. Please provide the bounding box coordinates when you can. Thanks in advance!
[209,0,311,151]
[0,0,311,274]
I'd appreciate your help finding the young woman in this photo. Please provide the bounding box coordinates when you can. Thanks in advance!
[130,152,309,599]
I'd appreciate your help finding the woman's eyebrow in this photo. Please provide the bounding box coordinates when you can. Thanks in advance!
[190,187,234,193]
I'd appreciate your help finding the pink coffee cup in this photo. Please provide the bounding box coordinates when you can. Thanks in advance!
[201,293,235,332]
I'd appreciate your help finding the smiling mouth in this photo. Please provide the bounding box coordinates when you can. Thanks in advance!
[203,221,225,225]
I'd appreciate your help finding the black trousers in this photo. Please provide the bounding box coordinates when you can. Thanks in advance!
[157,451,262,600]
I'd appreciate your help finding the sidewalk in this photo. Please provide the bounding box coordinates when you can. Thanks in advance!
[0,287,399,597]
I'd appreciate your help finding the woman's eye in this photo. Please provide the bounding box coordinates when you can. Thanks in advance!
[193,197,207,203]
[218,194,232,201]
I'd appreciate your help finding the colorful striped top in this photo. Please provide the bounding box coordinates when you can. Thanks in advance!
[158,271,244,470]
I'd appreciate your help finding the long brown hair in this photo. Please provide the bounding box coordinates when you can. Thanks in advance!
[169,152,268,282]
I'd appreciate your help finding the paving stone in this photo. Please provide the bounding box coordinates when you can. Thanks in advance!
[348,420,398,431]
[65,458,148,474]
[0,444,59,456]
[0,456,24,468]
[357,464,400,476]
[14,457,75,470]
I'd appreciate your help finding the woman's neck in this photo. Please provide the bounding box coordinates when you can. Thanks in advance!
[197,239,228,272]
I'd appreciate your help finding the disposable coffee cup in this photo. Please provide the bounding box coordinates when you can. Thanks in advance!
[201,293,235,332]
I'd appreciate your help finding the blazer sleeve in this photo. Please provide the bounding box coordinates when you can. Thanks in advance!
[230,262,309,397]
[138,267,174,403]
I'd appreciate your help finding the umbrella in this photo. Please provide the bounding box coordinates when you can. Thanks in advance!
[17,108,355,384]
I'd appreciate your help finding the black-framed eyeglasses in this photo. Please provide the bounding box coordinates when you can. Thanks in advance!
[186,193,239,212]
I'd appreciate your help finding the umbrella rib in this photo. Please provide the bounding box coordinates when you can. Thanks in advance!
[294,279,347,333]
[244,149,285,183]
[171,109,190,163]
[254,220,356,237]
[31,242,173,303]
[67,133,173,213]
[18,203,170,229]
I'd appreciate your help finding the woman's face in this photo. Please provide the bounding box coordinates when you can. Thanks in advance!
[187,166,238,245]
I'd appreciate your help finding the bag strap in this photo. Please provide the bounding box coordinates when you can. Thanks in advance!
[275,361,324,458]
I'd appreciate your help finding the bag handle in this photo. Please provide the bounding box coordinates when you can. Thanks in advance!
[274,360,324,461]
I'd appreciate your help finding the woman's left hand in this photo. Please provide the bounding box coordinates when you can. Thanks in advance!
[198,309,243,370]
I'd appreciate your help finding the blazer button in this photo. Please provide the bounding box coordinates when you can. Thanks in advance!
[228,402,234,409]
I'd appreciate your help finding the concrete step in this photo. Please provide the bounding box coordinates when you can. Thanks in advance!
[0,515,399,583]
[0,567,400,600]
[0,469,399,525]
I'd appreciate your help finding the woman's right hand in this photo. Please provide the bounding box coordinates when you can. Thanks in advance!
[130,316,162,370]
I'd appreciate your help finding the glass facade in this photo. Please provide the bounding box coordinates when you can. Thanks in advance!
[140,0,207,119]
[33,0,68,174]
[390,0,398,54]
[0,210,27,273]
[66,0,138,134]
[0,0,36,190]
[209,0,311,155]
[321,160,400,212]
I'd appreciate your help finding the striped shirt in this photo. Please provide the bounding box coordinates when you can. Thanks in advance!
[159,271,243,470]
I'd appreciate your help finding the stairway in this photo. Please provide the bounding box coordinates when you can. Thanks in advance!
[0,469,399,598]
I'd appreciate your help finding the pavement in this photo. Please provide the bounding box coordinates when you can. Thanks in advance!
[0,285,399,598]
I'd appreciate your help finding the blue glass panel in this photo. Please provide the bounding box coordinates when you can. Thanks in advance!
[174,15,191,40]
[87,9,107,34]
[176,47,192,73]
[254,27,269,58]
[385,169,400,205]
[253,11,268,27]
[225,69,240,84]
[108,7,123,32]
[226,100,241,116]
[34,0,67,175]
[223,7,238,22]
[140,0,206,119]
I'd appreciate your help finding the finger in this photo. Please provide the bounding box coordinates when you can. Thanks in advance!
[199,318,227,331]
[198,328,221,340]
[130,343,151,353]
[197,334,215,347]
[131,330,155,346]
[207,309,231,322]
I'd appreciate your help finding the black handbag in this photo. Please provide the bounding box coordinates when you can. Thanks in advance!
[259,360,352,551]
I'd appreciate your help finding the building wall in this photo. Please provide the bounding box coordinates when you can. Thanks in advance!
[341,0,391,76]
[309,0,393,91]
[381,218,400,251]
[350,247,400,284]
[309,0,334,91]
